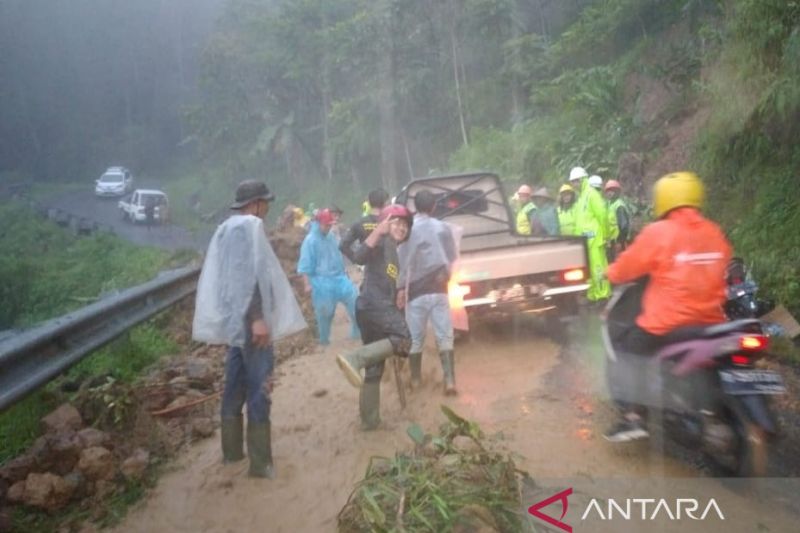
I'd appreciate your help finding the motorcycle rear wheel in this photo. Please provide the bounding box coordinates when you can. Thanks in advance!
[709,404,768,477]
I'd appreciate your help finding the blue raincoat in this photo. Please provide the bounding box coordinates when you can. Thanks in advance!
[298,222,359,344]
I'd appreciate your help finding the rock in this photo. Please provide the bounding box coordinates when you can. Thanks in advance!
[0,454,36,483]
[190,417,215,439]
[184,389,207,401]
[0,477,7,500]
[29,436,54,471]
[21,472,74,512]
[168,376,189,391]
[6,481,26,503]
[142,388,175,411]
[120,449,150,481]
[41,404,83,434]
[437,454,461,469]
[77,428,112,450]
[77,447,115,481]
[452,436,481,454]
[452,504,500,533]
[161,396,190,414]
[63,470,88,500]
[48,432,83,475]
[184,358,214,386]
[93,480,116,500]
[0,507,11,533]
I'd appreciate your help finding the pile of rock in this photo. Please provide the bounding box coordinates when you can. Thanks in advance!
[269,227,317,359]
[0,404,149,513]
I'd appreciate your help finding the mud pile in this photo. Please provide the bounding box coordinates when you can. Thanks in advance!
[338,407,523,533]
[269,226,317,360]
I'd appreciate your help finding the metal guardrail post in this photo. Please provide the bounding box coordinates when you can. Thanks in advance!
[0,266,200,412]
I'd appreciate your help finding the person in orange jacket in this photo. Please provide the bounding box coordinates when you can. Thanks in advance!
[603,171,732,442]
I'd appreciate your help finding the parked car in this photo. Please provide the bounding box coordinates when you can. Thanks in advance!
[95,167,134,197]
[118,189,169,224]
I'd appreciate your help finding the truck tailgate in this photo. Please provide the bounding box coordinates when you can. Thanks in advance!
[457,237,586,282]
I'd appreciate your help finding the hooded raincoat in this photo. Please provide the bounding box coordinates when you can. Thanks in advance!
[298,222,359,344]
[192,214,307,347]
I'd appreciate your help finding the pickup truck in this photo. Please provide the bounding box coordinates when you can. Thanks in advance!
[395,172,588,333]
[118,189,169,224]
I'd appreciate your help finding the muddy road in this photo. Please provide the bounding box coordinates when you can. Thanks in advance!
[42,186,210,251]
[112,311,797,533]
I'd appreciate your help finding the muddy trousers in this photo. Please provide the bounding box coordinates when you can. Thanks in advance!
[355,304,411,430]
[405,293,456,392]
[586,237,611,301]
[220,342,274,474]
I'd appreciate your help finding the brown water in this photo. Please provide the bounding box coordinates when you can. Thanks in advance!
[112,313,794,532]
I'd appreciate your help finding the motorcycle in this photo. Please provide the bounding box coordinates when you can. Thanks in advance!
[602,280,786,476]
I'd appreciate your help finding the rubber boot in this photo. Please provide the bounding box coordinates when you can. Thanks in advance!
[221,416,244,463]
[336,338,394,388]
[247,423,275,479]
[409,352,422,388]
[359,379,381,430]
[440,350,457,396]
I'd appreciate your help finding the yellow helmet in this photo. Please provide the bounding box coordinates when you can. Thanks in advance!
[558,184,575,194]
[653,171,705,218]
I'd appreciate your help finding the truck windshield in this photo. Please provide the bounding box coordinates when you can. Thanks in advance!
[431,190,488,217]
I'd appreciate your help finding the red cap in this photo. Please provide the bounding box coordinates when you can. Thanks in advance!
[316,208,335,225]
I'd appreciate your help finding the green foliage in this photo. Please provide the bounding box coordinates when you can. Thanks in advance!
[550,0,685,67]
[691,0,800,315]
[339,409,521,532]
[0,392,58,464]
[0,203,178,461]
[0,202,171,328]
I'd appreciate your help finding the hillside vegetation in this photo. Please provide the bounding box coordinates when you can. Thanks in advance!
[180,0,798,312]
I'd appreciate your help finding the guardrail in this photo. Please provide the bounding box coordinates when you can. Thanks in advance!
[0,266,200,412]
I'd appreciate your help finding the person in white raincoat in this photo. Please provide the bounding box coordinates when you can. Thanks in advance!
[193,180,306,478]
[397,189,459,395]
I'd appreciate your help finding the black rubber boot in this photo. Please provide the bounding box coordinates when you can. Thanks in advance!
[408,352,422,387]
[359,379,381,430]
[336,338,394,388]
[440,350,457,396]
[247,423,275,479]
[221,416,244,463]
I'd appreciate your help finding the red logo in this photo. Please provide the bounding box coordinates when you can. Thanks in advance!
[528,487,573,533]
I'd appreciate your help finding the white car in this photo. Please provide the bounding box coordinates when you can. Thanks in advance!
[118,189,169,224]
[95,167,133,197]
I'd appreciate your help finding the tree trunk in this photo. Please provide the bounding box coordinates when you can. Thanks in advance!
[448,9,469,148]
[377,1,398,193]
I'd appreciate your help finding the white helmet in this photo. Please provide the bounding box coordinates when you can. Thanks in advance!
[569,166,588,181]
[588,175,603,189]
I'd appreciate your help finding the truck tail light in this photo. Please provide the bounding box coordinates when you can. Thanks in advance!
[448,280,471,308]
[561,268,586,283]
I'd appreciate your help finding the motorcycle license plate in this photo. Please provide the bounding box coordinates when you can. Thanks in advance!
[718,369,786,395]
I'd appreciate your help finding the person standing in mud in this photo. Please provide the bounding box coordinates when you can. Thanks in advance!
[193,180,306,478]
[397,189,459,395]
[335,205,413,429]
[340,189,389,264]
[298,208,360,345]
